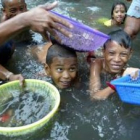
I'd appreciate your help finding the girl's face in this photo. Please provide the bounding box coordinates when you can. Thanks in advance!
[112,4,126,25]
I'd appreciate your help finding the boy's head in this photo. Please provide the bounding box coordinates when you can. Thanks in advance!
[103,29,132,74]
[1,0,27,19]
[45,42,78,89]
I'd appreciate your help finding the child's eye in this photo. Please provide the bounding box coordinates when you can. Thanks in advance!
[56,68,63,72]
[20,6,25,11]
[120,53,128,57]
[9,8,17,13]
[109,52,115,55]
[69,67,77,72]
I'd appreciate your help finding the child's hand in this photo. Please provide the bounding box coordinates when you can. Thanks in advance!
[123,67,139,80]
[9,74,25,86]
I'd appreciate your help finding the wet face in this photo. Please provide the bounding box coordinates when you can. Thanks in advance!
[46,57,78,89]
[103,41,132,74]
[3,0,27,19]
[112,4,126,24]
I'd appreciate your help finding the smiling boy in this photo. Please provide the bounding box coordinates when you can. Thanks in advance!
[89,29,132,100]
[45,42,78,89]
[1,0,27,20]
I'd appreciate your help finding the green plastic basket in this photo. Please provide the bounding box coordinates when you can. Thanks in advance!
[0,79,60,136]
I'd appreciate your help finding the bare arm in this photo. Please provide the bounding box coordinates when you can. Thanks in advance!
[124,16,140,39]
[89,59,115,100]
[0,65,24,86]
[0,2,73,46]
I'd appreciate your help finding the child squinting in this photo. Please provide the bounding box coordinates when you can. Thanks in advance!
[89,29,132,100]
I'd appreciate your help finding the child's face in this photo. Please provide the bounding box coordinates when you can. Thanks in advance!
[112,4,126,24]
[3,0,27,19]
[103,41,132,74]
[46,57,78,89]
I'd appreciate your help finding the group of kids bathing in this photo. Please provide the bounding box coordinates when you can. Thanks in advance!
[0,0,139,101]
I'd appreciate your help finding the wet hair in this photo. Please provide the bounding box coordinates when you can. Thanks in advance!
[111,1,127,23]
[104,29,132,49]
[1,0,25,8]
[46,41,77,66]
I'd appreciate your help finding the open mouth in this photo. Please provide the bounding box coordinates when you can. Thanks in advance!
[111,64,122,70]
[116,17,123,22]
[60,81,71,88]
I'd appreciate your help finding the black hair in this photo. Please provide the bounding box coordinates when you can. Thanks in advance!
[111,1,127,24]
[46,41,77,66]
[104,29,132,49]
[1,0,25,8]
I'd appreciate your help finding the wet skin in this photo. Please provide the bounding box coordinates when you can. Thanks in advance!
[47,57,78,89]
[103,41,132,74]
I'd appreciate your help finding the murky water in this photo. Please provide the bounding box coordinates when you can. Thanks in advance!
[0,89,52,127]
[0,0,140,140]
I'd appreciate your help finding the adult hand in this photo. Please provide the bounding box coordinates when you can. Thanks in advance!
[26,1,73,42]
[9,73,25,86]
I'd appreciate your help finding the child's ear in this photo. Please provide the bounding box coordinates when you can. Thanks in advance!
[44,64,51,76]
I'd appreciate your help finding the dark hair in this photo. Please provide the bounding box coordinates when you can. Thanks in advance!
[104,29,132,49]
[1,0,25,8]
[111,1,127,23]
[46,42,77,66]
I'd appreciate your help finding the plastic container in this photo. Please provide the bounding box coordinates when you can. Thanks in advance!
[51,11,110,52]
[0,79,60,136]
[111,74,140,105]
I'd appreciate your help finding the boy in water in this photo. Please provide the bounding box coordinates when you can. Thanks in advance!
[0,0,31,85]
[44,42,78,89]
[1,0,32,43]
[89,29,132,100]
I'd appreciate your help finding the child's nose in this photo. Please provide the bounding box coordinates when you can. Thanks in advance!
[114,55,121,62]
[62,71,70,79]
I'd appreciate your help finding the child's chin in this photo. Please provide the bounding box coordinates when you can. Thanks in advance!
[57,85,71,89]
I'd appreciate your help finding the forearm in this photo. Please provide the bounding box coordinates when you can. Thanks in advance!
[0,65,13,80]
[124,16,140,38]
[90,87,115,100]
[0,12,30,45]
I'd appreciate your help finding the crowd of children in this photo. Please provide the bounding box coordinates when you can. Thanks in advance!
[0,0,140,101]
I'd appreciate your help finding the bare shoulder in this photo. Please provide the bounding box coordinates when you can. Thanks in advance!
[33,42,52,64]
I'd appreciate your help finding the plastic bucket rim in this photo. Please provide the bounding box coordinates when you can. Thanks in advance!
[0,79,60,134]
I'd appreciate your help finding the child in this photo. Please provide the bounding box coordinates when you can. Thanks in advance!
[0,0,30,86]
[1,0,32,43]
[87,2,127,63]
[104,2,127,27]
[89,29,132,100]
[44,42,78,89]
[1,0,27,20]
